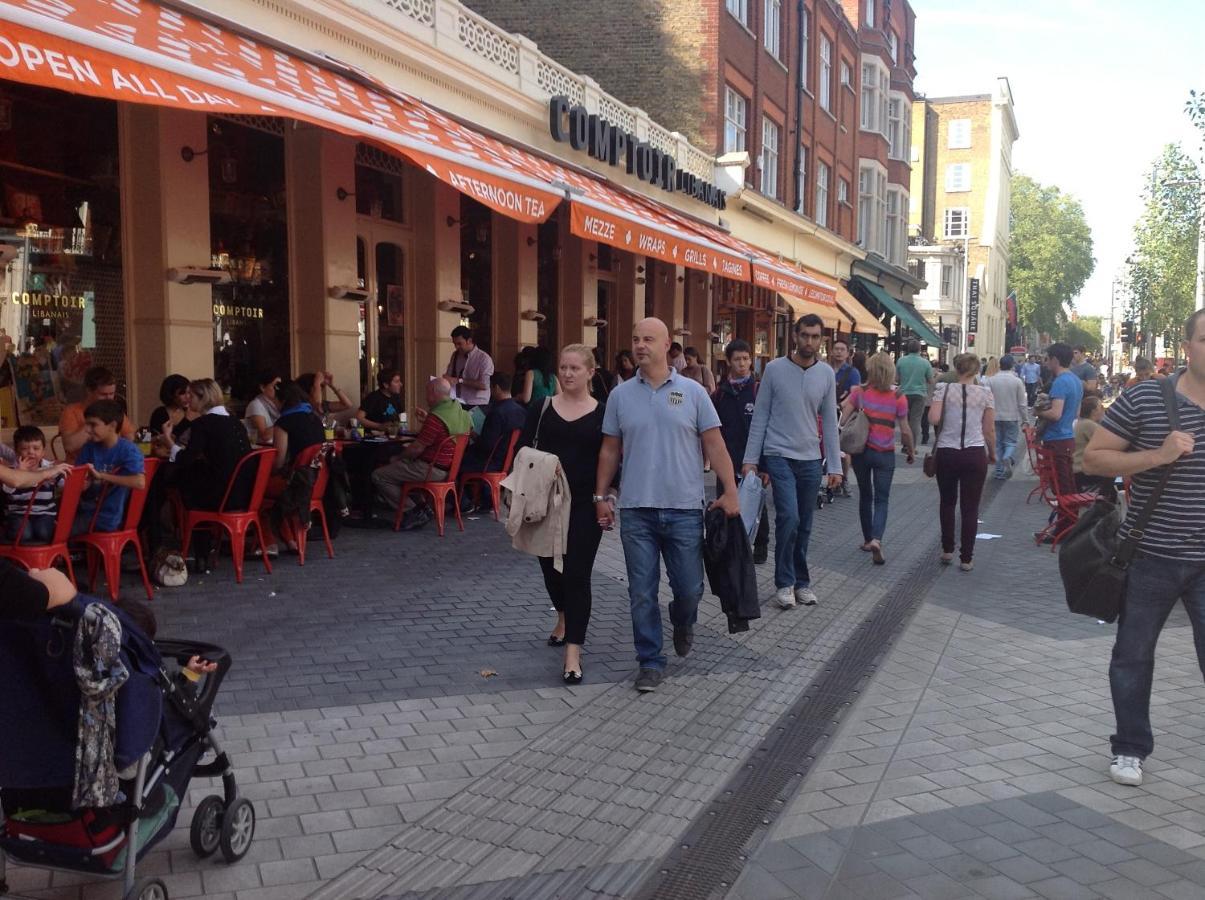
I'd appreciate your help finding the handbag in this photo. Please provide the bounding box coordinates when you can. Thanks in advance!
[839,397,870,455]
[1057,376,1180,623]
[922,383,950,478]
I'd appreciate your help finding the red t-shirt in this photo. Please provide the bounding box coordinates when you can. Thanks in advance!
[416,415,453,468]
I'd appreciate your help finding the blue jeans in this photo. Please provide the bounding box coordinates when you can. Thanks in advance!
[850,449,896,543]
[995,420,1020,477]
[1110,555,1205,759]
[4,514,55,544]
[763,456,823,590]
[619,508,705,671]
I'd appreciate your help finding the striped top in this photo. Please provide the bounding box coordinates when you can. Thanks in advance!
[851,386,908,453]
[1101,378,1205,562]
[2,459,59,518]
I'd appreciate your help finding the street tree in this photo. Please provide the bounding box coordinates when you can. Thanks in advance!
[1007,175,1095,337]
[1127,144,1200,349]
[1058,316,1103,355]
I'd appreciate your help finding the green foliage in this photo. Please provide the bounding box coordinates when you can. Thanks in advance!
[1059,316,1103,354]
[1007,175,1096,337]
[1127,144,1199,344]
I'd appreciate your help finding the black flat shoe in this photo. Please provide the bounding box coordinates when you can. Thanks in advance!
[547,634,565,646]
[563,669,582,685]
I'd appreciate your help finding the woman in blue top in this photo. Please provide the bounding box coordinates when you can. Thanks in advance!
[516,346,560,407]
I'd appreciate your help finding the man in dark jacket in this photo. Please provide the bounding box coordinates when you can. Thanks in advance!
[712,339,769,563]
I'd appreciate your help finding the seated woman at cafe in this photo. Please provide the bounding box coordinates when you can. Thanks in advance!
[272,381,326,470]
[297,371,354,423]
[243,369,282,445]
[163,379,253,560]
[356,369,404,433]
[515,346,559,407]
[148,374,198,444]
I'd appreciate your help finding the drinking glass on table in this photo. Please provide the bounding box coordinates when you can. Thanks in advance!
[385,421,399,438]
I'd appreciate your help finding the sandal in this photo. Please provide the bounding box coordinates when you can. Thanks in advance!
[562,668,583,685]
[939,552,954,565]
[547,634,565,647]
[870,541,885,565]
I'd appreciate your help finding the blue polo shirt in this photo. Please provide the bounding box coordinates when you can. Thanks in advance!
[1044,371,1083,442]
[602,369,721,509]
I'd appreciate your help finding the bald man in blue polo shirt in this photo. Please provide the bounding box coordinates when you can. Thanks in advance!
[596,318,740,693]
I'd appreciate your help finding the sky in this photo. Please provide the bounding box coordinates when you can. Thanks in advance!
[912,0,1204,320]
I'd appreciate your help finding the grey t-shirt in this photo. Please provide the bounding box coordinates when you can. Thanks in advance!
[1072,361,1100,384]
[602,369,721,509]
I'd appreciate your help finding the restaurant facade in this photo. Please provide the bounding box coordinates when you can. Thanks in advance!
[0,0,892,433]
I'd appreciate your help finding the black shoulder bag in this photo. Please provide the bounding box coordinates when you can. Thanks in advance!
[1057,376,1180,623]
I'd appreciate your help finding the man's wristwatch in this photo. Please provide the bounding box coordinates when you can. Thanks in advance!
[592,494,609,503]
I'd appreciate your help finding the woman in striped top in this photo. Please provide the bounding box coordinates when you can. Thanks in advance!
[841,352,914,565]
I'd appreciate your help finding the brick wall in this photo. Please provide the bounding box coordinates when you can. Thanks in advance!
[463,0,717,148]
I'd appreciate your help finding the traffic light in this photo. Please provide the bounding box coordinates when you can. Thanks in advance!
[967,333,976,348]
[1120,320,1135,345]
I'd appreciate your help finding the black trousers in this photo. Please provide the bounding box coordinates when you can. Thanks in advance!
[538,499,604,646]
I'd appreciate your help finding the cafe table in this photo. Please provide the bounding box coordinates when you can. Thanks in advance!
[336,433,416,516]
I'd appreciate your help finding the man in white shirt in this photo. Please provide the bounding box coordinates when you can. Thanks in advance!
[982,354,1030,479]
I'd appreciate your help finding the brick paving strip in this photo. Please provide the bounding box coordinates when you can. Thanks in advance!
[729,476,1205,900]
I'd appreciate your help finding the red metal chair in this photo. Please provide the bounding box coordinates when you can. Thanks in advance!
[0,466,88,584]
[181,448,275,583]
[75,457,160,601]
[1032,444,1098,551]
[392,433,470,536]
[459,428,521,521]
[260,443,334,565]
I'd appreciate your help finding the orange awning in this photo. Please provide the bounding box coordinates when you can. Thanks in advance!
[0,0,564,223]
[778,293,840,329]
[835,283,888,336]
[753,263,837,307]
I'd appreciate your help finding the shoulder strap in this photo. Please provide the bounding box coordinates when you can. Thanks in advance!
[533,397,552,450]
[960,383,968,449]
[1115,376,1181,567]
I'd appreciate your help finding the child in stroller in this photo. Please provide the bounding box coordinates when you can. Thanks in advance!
[0,589,256,900]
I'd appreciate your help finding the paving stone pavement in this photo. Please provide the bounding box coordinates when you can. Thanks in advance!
[729,474,1205,900]
[4,464,948,899]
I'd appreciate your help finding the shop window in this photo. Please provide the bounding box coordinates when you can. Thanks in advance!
[354,144,406,223]
[537,213,560,353]
[375,242,406,383]
[356,236,369,397]
[459,195,493,355]
[209,117,289,404]
[0,85,123,428]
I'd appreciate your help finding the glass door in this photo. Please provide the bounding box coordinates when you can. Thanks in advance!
[357,221,411,412]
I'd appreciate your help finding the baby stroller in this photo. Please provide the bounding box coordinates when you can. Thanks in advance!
[0,597,255,900]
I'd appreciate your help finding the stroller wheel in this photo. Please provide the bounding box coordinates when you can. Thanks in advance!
[219,796,256,863]
[125,876,169,900]
[190,794,224,858]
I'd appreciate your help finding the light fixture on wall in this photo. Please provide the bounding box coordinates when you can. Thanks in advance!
[635,276,646,285]
[584,316,607,327]
[446,215,461,228]
[335,187,355,202]
[677,275,685,283]
[674,328,691,337]
[179,146,208,163]
[438,298,475,314]
[328,285,370,302]
[167,266,231,286]
[521,309,547,322]
[636,264,645,274]
[526,236,536,247]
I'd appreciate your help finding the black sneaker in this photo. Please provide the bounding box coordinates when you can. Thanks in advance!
[673,625,694,658]
[634,668,663,692]
[400,506,434,531]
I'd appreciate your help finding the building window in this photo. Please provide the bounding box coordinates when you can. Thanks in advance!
[887,94,910,161]
[886,187,906,266]
[819,36,832,112]
[859,56,889,135]
[726,0,748,25]
[944,207,970,238]
[948,119,972,149]
[761,117,780,199]
[945,163,971,193]
[816,162,830,228]
[838,177,850,206]
[865,0,874,28]
[764,0,782,58]
[840,60,852,87]
[887,31,898,64]
[801,8,809,88]
[724,88,747,153]
[940,263,953,298]
[798,145,807,213]
[857,163,887,253]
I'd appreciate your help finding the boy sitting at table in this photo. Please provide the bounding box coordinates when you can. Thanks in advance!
[73,399,146,535]
[2,426,64,543]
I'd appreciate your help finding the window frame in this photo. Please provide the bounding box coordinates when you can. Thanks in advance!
[838,177,850,206]
[865,0,874,28]
[887,93,910,161]
[800,7,809,89]
[945,163,971,193]
[725,0,749,26]
[940,263,953,298]
[760,116,780,199]
[816,161,830,228]
[887,31,898,64]
[819,35,833,112]
[948,119,972,149]
[724,87,748,154]
[944,207,970,239]
[859,55,890,136]
[764,0,782,58]
[885,186,907,266]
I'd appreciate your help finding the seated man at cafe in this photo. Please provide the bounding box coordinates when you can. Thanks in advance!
[371,377,471,531]
[459,373,526,509]
[58,365,135,460]
[356,369,404,433]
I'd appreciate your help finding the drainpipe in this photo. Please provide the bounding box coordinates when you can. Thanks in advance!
[792,0,806,213]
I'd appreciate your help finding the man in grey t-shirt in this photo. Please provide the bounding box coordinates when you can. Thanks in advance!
[596,318,740,693]
[1070,345,1100,393]
[742,314,842,610]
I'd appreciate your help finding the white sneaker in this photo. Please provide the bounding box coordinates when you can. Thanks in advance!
[1110,755,1143,786]
[776,587,796,609]
[795,587,819,606]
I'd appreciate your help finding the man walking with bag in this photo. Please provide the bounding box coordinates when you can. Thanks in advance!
[1083,308,1205,786]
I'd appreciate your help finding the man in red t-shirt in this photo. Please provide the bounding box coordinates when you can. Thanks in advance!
[371,378,471,529]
